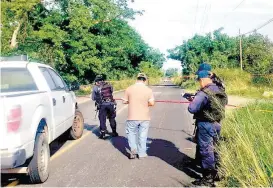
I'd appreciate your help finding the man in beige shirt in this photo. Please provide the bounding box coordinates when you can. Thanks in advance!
[122,73,155,159]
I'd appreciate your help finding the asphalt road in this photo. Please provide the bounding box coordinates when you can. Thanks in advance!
[2,82,200,187]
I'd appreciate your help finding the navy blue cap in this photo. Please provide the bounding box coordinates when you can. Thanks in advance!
[195,62,212,74]
[196,70,211,80]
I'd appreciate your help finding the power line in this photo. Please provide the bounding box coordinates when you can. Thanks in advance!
[201,2,211,34]
[193,0,200,36]
[200,3,208,33]
[223,0,246,29]
[231,0,246,12]
[243,18,273,35]
[239,17,273,70]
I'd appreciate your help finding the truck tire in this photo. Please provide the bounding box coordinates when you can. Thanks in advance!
[28,132,50,183]
[70,110,84,140]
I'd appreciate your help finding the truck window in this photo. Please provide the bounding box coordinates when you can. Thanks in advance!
[39,67,57,90]
[47,69,66,90]
[0,68,38,92]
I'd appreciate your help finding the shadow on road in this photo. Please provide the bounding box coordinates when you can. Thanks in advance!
[148,138,202,179]
[85,123,114,140]
[1,130,76,186]
[83,124,202,185]
[110,136,202,180]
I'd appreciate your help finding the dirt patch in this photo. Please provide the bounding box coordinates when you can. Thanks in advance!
[227,95,255,107]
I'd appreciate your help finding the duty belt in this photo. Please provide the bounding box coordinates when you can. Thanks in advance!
[102,98,112,103]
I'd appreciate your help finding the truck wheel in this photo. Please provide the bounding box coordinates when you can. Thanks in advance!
[70,110,84,140]
[28,132,50,183]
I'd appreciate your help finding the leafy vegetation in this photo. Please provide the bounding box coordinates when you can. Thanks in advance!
[165,68,179,77]
[1,0,165,83]
[219,101,273,187]
[168,28,273,75]
[173,69,273,98]
[76,77,161,96]
[138,61,163,79]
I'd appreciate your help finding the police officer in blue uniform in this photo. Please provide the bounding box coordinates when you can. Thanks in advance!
[193,62,225,168]
[188,70,228,186]
[92,75,118,139]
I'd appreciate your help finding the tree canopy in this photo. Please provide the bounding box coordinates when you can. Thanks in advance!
[168,28,273,75]
[1,0,165,83]
[165,68,179,77]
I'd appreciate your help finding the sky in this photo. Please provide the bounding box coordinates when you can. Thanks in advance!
[128,0,273,70]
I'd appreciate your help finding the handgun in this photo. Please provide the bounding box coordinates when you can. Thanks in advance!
[94,102,100,119]
[182,93,195,101]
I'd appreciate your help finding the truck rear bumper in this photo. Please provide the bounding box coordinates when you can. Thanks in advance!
[1,140,34,170]
[1,149,27,169]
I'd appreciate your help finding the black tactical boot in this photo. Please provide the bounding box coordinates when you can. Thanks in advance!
[112,131,119,137]
[192,169,216,187]
[212,169,222,182]
[99,131,106,139]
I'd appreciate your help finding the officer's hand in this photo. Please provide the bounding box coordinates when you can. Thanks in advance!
[189,96,194,101]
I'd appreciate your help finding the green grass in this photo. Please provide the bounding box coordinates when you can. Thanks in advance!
[173,69,273,99]
[75,77,161,96]
[219,101,273,187]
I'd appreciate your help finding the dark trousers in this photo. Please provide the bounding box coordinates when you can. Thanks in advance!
[196,121,221,170]
[195,127,201,166]
[98,104,117,132]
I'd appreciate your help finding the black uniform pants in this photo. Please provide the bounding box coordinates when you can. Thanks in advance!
[98,104,117,132]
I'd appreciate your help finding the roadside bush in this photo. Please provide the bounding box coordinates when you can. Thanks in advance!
[219,101,273,187]
[252,75,273,87]
[75,77,161,96]
[148,77,162,85]
[174,69,273,98]
[172,76,183,86]
[215,69,273,98]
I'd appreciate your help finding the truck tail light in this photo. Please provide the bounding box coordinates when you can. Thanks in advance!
[7,105,22,132]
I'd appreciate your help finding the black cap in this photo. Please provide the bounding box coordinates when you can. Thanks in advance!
[94,75,104,82]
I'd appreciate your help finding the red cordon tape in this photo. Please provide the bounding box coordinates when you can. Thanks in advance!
[152,100,191,104]
[114,98,239,107]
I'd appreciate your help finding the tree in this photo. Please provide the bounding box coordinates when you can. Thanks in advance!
[138,61,163,78]
[168,28,273,75]
[1,0,40,51]
[165,68,178,77]
[145,48,166,68]
[1,0,165,83]
[242,33,273,74]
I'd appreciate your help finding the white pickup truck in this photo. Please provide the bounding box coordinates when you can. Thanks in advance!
[0,60,84,183]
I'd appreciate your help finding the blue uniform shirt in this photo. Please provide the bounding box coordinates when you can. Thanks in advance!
[91,85,100,101]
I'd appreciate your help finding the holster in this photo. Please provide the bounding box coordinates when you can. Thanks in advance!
[192,120,198,143]
[95,102,100,110]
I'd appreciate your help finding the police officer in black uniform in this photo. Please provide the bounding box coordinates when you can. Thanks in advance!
[92,75,118,139]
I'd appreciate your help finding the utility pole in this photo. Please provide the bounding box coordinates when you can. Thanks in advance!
[239,29,243,70]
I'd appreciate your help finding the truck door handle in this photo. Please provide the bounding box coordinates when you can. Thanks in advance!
[63,96,66,103]
[53,98,56,106]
